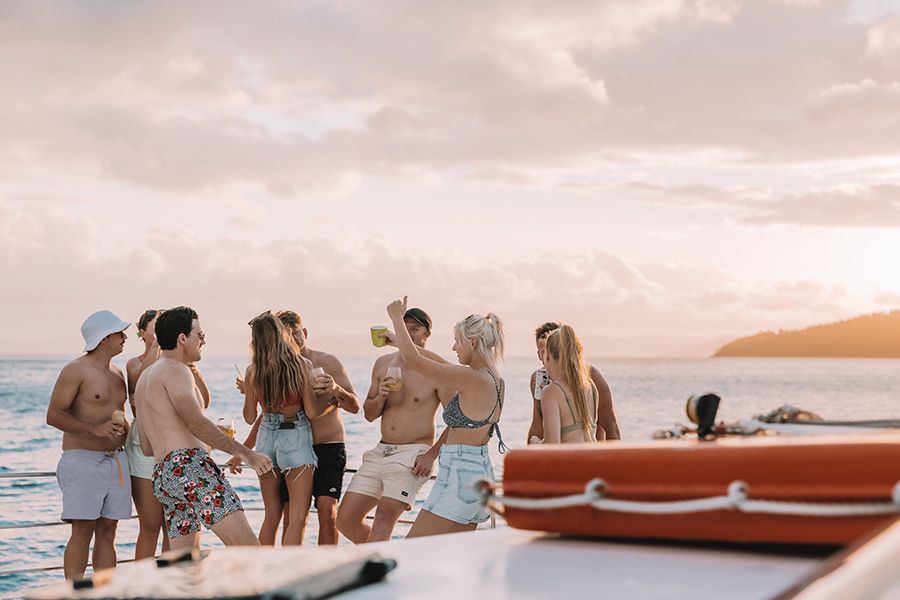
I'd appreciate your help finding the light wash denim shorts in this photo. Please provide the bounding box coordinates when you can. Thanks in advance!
[257,413,317,472]
[422,444,494,525]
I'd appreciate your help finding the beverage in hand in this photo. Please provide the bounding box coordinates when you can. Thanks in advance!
[386,366,402,391]
[217,418,235,439]
[311,367,327,392]
[111,410,126,426]
[370,326,388,347]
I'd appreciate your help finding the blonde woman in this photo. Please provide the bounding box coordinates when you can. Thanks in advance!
[541,325,599,444]
[386,297,506,538]
[242,312,321,545]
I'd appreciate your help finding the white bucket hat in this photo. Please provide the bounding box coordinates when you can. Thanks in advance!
[81,310,131,352]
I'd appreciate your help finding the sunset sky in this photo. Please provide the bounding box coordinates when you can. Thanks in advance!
[2,0,900,358]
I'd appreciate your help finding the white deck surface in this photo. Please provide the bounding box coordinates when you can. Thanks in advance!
[27,528,826,599]
[347,528,822,599]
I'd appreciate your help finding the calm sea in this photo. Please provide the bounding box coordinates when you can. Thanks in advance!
[2,356,899,598]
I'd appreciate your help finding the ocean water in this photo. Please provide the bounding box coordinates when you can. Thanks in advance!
[2,356,900,598]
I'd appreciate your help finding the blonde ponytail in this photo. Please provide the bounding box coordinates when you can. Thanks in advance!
[455,312,506,367]
[546,325,596,440]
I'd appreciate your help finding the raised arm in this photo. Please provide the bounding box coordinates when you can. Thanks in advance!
[590,366,620,441]
[386,297,484,397]
[47,363,123,439]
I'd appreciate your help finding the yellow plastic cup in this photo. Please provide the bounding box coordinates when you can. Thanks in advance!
[370,326,388,347]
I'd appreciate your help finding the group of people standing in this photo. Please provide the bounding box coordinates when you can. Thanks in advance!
[46,299,619,581]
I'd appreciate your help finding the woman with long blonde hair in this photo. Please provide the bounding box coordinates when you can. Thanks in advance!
[541,325,599,444]
[242,311,321,545]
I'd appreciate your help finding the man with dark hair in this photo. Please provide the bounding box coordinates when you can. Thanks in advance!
[47,310,132,580]
[337,307,451,543]
[136,306,273,549]
[526,321,621,443]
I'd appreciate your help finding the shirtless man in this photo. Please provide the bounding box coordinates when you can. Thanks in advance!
[526,322,621,443]
[135,306,273,549]
[46,310,132,580]
[278,310,360,545]
[336,308,450,543]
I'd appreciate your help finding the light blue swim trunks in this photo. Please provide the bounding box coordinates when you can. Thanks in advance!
[57,449,132,521]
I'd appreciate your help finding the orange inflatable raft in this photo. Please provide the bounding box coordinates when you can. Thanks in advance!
[500,434,900,545]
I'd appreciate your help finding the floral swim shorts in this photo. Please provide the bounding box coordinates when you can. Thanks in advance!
[152,447,243,539]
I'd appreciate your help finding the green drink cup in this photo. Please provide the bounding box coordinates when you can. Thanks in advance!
[371,326,388,347]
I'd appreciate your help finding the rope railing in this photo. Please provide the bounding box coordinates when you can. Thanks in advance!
[479,478,900,518]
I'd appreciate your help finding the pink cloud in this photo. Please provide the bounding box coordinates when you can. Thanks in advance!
[2,0,895,195]
[0,199,867,357]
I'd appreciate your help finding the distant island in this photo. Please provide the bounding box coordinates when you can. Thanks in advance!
[713,311,900,358]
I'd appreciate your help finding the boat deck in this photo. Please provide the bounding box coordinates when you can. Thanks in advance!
[353,528,822,599]
[27,528,825,599]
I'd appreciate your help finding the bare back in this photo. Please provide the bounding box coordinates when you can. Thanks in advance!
[51,356,128,452]
[135,357,208,462]
[372,353,445,446]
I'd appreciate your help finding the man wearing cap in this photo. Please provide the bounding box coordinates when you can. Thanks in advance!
[337,307,451,543]
[47,310,132,580]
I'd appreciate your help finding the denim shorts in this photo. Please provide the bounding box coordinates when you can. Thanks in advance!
[257,413,317,472]
[422,444,494,525]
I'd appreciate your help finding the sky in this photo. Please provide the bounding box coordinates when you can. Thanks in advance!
[1,0,900,358]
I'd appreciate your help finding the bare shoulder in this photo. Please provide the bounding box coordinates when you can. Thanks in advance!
[589,365,611,391]
[58,358,88,382]
[110,363,125,379]
[312,351,344,371]
[371,353,394,372]
[540,382,563,407]
[125,356,141,374]
[151,358,191,382]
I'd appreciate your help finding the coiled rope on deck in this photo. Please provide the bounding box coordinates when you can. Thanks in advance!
[477,478,900,517]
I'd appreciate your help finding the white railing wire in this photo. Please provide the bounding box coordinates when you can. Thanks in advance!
[479,478,900,518]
